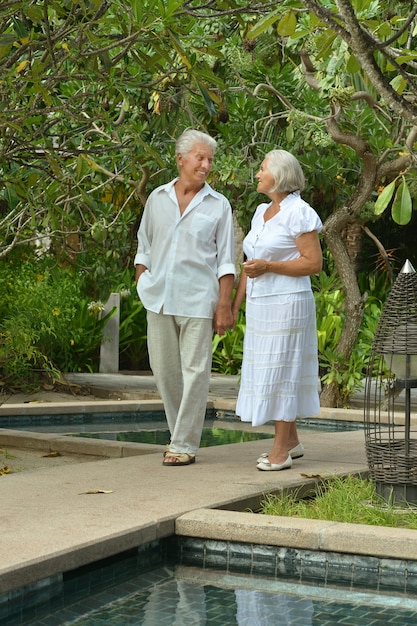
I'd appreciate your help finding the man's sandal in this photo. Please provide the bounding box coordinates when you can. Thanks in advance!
[162,452,196,466]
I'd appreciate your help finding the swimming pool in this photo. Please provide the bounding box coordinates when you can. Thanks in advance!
[70,416,364,449]
[6,537,417,625]
[0,407,365,435]
[0,407,379,625]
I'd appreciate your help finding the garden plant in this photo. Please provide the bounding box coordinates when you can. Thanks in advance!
[260,474,417,530]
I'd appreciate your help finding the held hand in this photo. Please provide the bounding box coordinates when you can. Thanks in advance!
[213,305,233,336]
[243,259,269,278]
[230,308,240,330]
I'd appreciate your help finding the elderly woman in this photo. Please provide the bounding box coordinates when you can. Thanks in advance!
[232,149,323,471]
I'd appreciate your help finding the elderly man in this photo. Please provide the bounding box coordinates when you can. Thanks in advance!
[134,129,235,466]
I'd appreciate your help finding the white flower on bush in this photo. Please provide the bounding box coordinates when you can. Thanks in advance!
[87,301,104,317]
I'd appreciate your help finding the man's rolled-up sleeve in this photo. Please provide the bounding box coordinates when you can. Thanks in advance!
[134,201,152,268]
[216,199,236,279]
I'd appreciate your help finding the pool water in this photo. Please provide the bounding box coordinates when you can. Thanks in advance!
[12,559,417,626]
[71,417,364,448]
[74,427,274,447]
[63,573,417,626]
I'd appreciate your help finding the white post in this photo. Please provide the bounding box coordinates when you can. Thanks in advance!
[99,293,120,373]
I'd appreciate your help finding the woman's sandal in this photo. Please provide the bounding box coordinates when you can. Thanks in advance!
[162,452,196,466]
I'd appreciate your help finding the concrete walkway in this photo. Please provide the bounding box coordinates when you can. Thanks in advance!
[0,373,416,599]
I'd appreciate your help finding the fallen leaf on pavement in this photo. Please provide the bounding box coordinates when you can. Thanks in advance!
[42,451,61,457]
[80,490,114,494]
[300,473,323,478]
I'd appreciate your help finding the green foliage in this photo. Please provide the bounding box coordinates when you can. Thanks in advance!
[79,202,139,300]
[260,474,417,529]
[0,0,233,263]
[117,269,148,371]
[374,175,414,225]
[212,304,245,375]
[312,266,390,406]
[48,297,115,374]
[0,261,114,390]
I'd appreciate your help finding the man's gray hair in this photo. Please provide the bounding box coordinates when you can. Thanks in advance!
[176,129,217,156]
[265,149,305,193]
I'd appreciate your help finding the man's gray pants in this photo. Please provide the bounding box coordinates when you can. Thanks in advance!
[146,310,213,454]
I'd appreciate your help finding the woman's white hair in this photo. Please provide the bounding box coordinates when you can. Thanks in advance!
[265,149,305,193]
[176,129,217,156]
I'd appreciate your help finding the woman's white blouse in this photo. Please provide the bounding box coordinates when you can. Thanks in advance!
[243,192,322,297]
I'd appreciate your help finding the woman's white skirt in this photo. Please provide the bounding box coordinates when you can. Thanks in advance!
[236,291,320,427]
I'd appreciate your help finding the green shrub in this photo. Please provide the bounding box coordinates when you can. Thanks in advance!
[312,266,390,406]
[117,269,148,371]
[0,261,114,390]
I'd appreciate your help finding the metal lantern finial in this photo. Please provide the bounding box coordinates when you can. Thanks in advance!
[400,259,416,274]
[364,260,417,505]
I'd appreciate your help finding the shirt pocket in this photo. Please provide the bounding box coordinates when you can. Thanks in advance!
[188,213,217,242]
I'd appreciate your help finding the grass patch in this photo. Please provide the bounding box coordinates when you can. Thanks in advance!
[260,474,417,529]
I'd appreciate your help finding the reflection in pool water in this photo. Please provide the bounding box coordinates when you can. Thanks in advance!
[16,558,417,626]
[74,427,274,448]
[72,416,364,448]
[6,514,417,625]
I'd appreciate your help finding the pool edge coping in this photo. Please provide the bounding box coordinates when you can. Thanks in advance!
[175,507,417,562]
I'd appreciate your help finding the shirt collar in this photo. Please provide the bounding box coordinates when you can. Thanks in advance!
[280,191,300,209]
[161,178,219,200]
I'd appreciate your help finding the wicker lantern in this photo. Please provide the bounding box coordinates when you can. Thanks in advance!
[364,260,417,505]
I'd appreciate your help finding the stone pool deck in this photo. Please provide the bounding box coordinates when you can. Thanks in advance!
[1,372,417,598]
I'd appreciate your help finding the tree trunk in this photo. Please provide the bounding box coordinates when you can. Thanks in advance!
[320,225,367,407]
[343,221,363,273]
[320,176,373,407]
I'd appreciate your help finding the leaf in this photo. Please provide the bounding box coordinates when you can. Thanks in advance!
[16,60,30,73]
[286,124,294,143]
[0,449,16,459]
[247,13,280,39]
[391,180,412,225]
[390,75,407,95]
[0,36,14,60]
[167,29,192,69]
[80,489,114,494]
[277,11,297,37]
[25,5,44,22]
[45,153,63,178]
[374,179,396,214]
[42,451,61,458]
[300,473,323,478]
[315,30,337,59]
[163,0,186,19]
[395,53,417,65]
[198,82,216,116]
[91,222,108,244]
[12,17,28,38]
[346,54,360,73]
[0,466,10,475]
